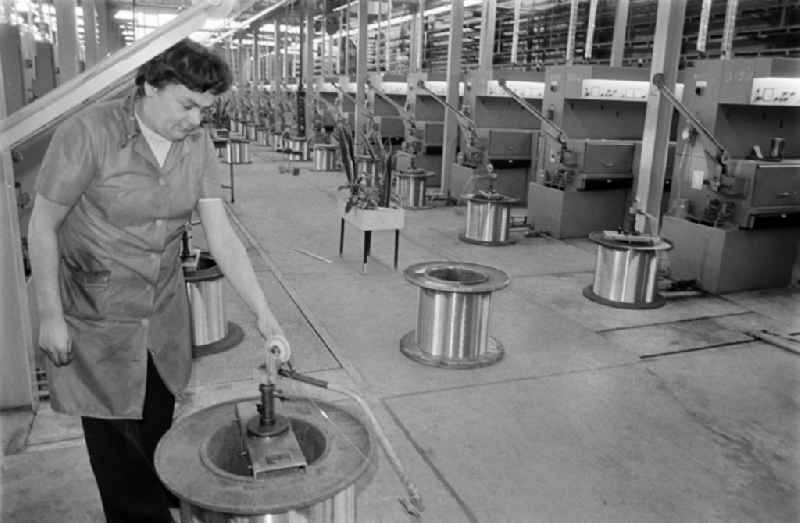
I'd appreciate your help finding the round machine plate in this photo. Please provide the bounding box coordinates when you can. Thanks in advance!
[404,261,510,293]
[399,330,505,369]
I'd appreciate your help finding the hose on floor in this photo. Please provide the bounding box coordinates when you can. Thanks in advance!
[278,365,425,518]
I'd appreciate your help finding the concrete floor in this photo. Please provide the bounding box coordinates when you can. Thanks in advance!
[2,145,799,522]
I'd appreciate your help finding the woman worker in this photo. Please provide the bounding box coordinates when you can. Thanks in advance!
[28,39,286,522]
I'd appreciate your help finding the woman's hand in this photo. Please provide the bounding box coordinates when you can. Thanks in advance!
[38,314,72,366]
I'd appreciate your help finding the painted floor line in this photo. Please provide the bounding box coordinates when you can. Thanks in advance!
[638,339,755,360]
[382,401,480,523]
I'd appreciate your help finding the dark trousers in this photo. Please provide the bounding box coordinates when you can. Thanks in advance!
[81,355,176,523]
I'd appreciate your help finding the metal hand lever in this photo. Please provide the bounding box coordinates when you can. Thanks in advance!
[497,79,568,146]
[651,73,729,170]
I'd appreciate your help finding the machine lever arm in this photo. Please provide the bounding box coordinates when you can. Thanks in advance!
[415,80,482,147]
[366,81,416,123]
[330,81,378,119]
[651,73,729,168]
[497,79,568,146]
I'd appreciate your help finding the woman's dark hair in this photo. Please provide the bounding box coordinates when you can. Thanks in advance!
[135,39,232,96]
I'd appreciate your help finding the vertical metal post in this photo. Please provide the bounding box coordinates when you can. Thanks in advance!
[275,18,282,82]
[633,0,686,234]
[696,0,712,54]
[478,0,497,71]
[304,2,314,139]
[345,4,351,76]
[565,0,579,66]
[83,0,98,68]
[610,0,629,67]
[584,0,599,60]
[385,0,392,71]
[95,0,110,58]
[54,0,79,82]
[721,0,738,60]
[253,26,260,83]
[409,0,425,73]
[0,53,35,409]
[510,0,522,64]
[355,0,368,154]
[441,0,464,198]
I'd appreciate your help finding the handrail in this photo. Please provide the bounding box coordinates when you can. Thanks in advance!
[0,0,237,151]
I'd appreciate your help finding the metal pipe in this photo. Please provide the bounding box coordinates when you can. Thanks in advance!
[511,0,522,64]
[610,0,630,66]
[697,0,712,54]
[566,0,579,65]
[585,0,599,60]
[721,0,739,60]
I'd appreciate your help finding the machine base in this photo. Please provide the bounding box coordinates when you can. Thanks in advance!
[582,285,666,310]
[458,233,517,246]
[400,330,504,369]
[661,216,800,294]
[527,183,629,239]
[192,321,244,359]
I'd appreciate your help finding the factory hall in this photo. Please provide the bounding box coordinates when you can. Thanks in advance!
[2,0,799,522]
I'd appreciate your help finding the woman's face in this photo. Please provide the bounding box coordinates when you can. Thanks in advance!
[141,82,216,141]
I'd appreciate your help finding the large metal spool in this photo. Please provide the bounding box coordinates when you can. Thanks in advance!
[401,262,509,368]
[287,137,310,161]
[313,144,338,171]
[183,253,243,357]
[273,133,285,151]
[224,139,250,164]
[583,231,673,309]
[460,193,518,246]
[255,128,270,146]
[155,396,373,522]
[230,120,242,135]
[245,123,258,141]
[394,169,433,209]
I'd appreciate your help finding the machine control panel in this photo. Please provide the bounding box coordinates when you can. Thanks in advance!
[486,80,544,98]
[419,81,465,96]
[750,77,800,106]
[380,81,408,95]
[581,79,684,101]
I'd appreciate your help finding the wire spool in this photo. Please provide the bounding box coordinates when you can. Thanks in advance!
[583,231,673,309]
[313,144,338,171]
[245,123,258,141]
[460,193,518,246]
[401,262,509,369]
[155,397,373,522]
[394,169,433,209]
[272,133,285,152]
[183,252,243,357]
[225,139,250,164]
[256,128,269,146]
